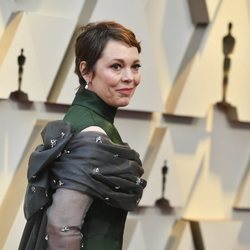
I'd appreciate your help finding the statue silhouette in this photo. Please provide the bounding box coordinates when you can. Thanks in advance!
[222,22,235,104]
[161,160,168,199]
[18,48,26,91]
[9,48,29,101]
[155,160,173,213]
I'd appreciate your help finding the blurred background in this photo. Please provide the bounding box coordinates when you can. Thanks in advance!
[1,0,250,249]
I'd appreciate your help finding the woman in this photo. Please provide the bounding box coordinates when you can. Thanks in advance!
[19,21,146,250]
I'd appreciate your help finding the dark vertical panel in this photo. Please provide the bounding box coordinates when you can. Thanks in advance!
[187,0,209,25]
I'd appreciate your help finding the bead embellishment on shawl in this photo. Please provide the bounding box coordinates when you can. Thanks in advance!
[60,132,65,138]
[50,139,57,148]
[95,136,102,143]
[136,177,143,186]
[50,132,66,148]
[52,179,65,187]
[56,149,71,158]
[61,226,70,232]
[93,168,100,175]
[58,180,64,186]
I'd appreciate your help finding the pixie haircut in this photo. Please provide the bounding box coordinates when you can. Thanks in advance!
[74,21,141,88]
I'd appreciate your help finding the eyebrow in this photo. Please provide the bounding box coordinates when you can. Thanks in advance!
[112,58,141,64]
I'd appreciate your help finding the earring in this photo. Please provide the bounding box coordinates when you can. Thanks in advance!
[85,81,91,89]
[81,73,88,89]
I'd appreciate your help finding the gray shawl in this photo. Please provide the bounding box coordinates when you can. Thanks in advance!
[24,120,146,220]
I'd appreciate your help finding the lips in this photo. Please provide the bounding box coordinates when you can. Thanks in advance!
[116,88,133,95]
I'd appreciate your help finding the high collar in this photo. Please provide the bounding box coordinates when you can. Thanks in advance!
[72,89,117,124]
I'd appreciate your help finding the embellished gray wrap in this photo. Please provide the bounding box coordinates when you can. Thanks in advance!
[24,120,147,220]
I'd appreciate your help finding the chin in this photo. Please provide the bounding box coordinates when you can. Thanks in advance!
[117,99,131,107]
[113,102,128,108]
[118,103,129,108]
[110,96,131,108]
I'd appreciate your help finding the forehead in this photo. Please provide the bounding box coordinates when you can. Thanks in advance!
[100,40,140,61]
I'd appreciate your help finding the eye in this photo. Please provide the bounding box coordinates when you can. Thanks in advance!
[132,63,141,72]
[111,63,122,71]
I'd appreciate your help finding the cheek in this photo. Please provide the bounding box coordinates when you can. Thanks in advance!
[104,73,120,87]
[135,74,141,86]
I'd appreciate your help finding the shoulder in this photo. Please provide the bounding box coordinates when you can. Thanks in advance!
[81,126,107,135]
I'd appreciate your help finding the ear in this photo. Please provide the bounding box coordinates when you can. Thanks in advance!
[79,61,93,82]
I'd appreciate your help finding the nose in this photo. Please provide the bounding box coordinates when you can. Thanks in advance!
[121,68,133,82]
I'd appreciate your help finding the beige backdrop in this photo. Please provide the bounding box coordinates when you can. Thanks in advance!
[1,0,250,249]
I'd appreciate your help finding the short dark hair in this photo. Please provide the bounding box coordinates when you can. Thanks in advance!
[74,21,141,88]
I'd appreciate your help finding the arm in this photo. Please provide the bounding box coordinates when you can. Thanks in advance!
[46,127,106,249]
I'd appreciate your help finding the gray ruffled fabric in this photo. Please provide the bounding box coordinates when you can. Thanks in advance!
[24,120,146,221]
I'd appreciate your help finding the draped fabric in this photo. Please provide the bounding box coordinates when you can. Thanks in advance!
[19,121,146,250]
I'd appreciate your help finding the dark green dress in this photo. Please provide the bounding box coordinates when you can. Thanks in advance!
[63,89,127,250]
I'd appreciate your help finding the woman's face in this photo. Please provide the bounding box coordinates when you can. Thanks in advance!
[80,40,141,107]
